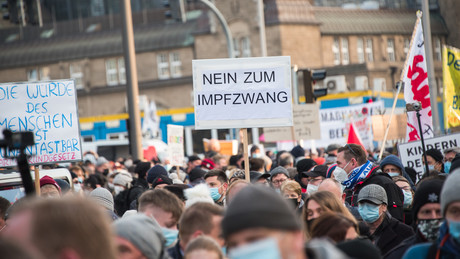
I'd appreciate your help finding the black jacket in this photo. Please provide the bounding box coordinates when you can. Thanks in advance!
[371,212,415,256]
[167,241,183,259]
[345,167,404,221]
[384,233,425,259]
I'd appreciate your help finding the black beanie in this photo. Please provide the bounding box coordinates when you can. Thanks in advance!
[450,154,460,174]
[425,148,444,163]
[221,185,301,238]
[336,239,382,259]
[412,178,444,222]
[291,145,305,158]
[296,159,317,173]
[189,167,207,182]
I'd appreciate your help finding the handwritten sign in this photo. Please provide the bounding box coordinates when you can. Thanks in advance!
[193,56,292,129]
[167,124,184,166]
[0,80,82,167]
[263,104,321,142]
[398,133,460,182]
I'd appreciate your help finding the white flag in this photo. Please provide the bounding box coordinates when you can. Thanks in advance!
[403,16,434,142]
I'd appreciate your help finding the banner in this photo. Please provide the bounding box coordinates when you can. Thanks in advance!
[372,114,407,141]
[398,133,460,181]
[443,45,460,129]
[263,104,321,142]
[403,15,434,142]
[0,80,82,167]
[193,56,292,129]
[167,124,184,166]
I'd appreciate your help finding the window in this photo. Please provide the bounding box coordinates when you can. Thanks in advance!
[27,67,50,81]
[241,36,251,57]
[366,39,374,62]
[332,38,340,65]
[170,52,182,78]
[387,39,395,62]
[357,38,364,63]
[157,53,170,80]
[341,38,349,65]
[403,38,410,57]
[105,57,125,86]
[39,67,50,80]
[434,37,441,61]
[70,63,84,89]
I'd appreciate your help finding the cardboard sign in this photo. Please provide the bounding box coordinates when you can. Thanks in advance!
[372,114,407,141]
[193,56,292,129]
[263,104,321,142]
[167,124,184,166]
[0,80,82,166]
[398,133,460,181]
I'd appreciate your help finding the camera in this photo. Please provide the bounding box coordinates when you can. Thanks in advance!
[406,102,422,112]
[0,129,35,151]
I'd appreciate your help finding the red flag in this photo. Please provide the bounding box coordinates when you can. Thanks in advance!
[347,122,364,147]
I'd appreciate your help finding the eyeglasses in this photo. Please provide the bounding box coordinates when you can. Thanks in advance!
[272,179,287,185]
[346,144,359,157]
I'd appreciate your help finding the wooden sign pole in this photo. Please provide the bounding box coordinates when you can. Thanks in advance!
[34,166,40,196]
[242,128,250,182]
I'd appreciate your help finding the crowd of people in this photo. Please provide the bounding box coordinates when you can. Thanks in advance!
[1,141,460,259]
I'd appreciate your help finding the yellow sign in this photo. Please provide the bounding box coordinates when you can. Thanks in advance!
[443,45,460,129]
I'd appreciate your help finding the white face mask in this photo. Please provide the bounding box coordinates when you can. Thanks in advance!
[333,166,349,183]
[73,183,82,193]
[114,186,125,195]
[108,182,115,189]
[307,184,319,195]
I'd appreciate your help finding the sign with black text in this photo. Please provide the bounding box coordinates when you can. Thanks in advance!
[0,80,82,167]
[192,56,292,129]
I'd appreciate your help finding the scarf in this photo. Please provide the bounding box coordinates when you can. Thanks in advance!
[437,221,460,257]
[342,160,373,189]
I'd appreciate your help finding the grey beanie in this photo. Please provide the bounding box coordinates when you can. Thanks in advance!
[441,169,460,216]
[113,214,167,259]
[221,185,301,238]
[113,171,133,188]
[89,187,114,211]
[270,166,289,179]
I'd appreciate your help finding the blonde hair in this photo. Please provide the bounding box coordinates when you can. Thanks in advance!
[280,180,302,196]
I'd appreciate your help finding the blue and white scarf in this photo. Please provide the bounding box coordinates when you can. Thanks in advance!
[342,160,373,189]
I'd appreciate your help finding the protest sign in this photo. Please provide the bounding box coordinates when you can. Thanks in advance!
[314,101,384,149]
[398,133,460,181]
[443,45,460,129]
[167,124,184,166]
[0,80,81,167]
[372,114,407,141]
[192,56,292,129]
[263,104,320,142]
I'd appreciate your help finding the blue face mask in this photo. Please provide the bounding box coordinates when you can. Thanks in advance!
[449,219,460,242]
[373,154,379,161]
[428,165,435,171]
[228,237,281,259]
[358,203,381,223]
[388,172,400,178]
[445,162,452,174]
[402,190,413,209]
[161,227,178,247]
[209,187,222,202]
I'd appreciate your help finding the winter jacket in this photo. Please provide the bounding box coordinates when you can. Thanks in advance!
[371,212,414,256]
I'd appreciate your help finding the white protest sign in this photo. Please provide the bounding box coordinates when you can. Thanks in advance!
[263,104,320,142]
[315,101,384,149]
[0,80,82,167]
[398,133,460,181]
[193,56,292,129]
[167,124,184,166]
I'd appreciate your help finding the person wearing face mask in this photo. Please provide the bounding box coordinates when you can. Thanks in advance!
[304,165,328,195]
[392,176,414,225]
[113,171,133,194]
[204,170,228,206]
[357,184,414,256]
[336,144,405,221]
[380,155,416,191]
[443,148,460,174]
[424,148,445,175]
[89,187,118,220]
[403,170,460,259]
[280,180,304,214]
[385,177,444,259]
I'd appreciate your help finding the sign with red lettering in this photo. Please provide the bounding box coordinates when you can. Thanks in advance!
[167,124,184,166]
[0,80,82,167]
[192,56,293,129]
[403,17,434,142]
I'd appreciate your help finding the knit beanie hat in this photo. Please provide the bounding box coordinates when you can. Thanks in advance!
[441,169,460,216]
[151,175,173,189]
[201,158,215,170]
[146,165,168,184]
[113,214,167,259]
[296,159,317,174]
[426,148,444,163]
[113,171,133,188]
[89,187,114,211]
[380,155,405,174]
[291,145,305,159]
[412,178,444,222]
[221,185,301,238]
[39,175,61,193]
[270,166,289,179]
[96,156,109,167]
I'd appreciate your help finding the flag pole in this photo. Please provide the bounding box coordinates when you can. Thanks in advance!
[378,11,422,161]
